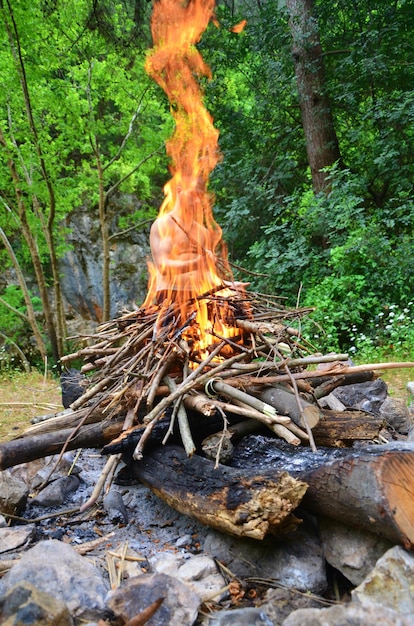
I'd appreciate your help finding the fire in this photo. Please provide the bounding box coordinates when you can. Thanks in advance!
[142,0,248,361]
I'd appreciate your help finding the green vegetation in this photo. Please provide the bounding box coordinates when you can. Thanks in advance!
[0,0,413,367]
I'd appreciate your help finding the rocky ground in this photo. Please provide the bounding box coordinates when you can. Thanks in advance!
[1,381,414,625]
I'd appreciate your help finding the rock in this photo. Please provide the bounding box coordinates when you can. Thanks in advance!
[28,475,80,507]
[149,552,227,602]
[0,539,109,622]
[318,517,392,585]
[379,396,412,434]
[281,602,414,626]
[260,587,326,624]
[207,607,274,625]
[332,379,388,415]
[106,572,200,626]
[406,382,414,396]
[0,525,36,554]
[60,369,87,409]
[103,487,128,523]
[204,525,327,594]
[352,545,414,614]
[0,581,73,626]
[0,471,29,516]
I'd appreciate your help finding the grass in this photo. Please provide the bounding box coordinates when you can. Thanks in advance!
[0,370,63,442]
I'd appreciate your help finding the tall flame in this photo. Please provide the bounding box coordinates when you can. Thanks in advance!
[143,0,244,358]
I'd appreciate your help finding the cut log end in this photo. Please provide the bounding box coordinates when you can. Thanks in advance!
[383,454,414,549]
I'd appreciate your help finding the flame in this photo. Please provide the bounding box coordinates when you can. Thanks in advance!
[143,0,246,360]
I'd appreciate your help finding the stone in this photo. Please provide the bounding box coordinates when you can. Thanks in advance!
[0,539,109,622]
[0,581,73,626]
[406,382,414,396]
[28,475,80,507]
[0,525,36,554]
[352,545,414,614]
[103,488,128,523]
[318,517,392,585]
[332,378,388,415]
[281,602,414,626]
[0,471,29,516]
[207,607,274,625]
[149,552,226,602]
[260,586,325,624]
[106,572,200,626]
[204,525,327,594]
[380,395,412,434]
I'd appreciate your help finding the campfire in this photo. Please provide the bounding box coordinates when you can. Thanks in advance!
[1,0,414,549]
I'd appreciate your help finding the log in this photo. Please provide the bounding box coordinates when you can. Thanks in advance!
[231,436,414,547]
[127,445,308,540]
[0,418,125,470]
[311,408,384,447]
[249,384,321,429]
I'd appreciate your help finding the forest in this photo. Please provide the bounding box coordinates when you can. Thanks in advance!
[0,0,413,370]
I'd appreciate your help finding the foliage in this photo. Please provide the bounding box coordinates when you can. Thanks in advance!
[0,0,413,360]
[0,286,43,369]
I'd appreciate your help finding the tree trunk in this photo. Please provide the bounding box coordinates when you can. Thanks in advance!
[286,0,342,194]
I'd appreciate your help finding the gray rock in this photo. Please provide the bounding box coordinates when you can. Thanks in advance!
[260,586,326,624]
[318,517,392,585]
[0,525,36,554]
[0,471,29,515]
[150,552,226,602]
[0,582,73,626]
[379,396,412,434]
[204,526,327,594]
[29,475,80,507]
[352,545,414,614]
[406,381,414,396]
[0,539,109,622]
[282,602,414,626]
[103,487,128,523]
[0,581,73,626]
[332,379,388,415]
[207,607,274,625]
[106,572,200,625]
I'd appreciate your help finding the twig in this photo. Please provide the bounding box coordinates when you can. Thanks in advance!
[164,376,196,457]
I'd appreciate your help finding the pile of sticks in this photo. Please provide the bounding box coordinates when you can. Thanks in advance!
[58,290,321,459]
[6,289,412,473]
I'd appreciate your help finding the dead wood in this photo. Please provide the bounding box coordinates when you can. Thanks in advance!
[127,444,308,539]
[0,417,125,470]
[311,409,384,447]
[231,437,414,547]
[249,384,321,430]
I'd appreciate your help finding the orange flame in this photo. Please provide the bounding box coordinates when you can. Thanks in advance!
[143,0,246,359]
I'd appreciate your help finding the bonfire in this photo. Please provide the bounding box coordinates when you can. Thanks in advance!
[2,0,414,546]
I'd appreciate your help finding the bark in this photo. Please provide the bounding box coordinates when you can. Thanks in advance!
[286,0,342,194]
[129,445,307,539]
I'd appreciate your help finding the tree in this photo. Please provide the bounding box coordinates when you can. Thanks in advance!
[285,0,342,193]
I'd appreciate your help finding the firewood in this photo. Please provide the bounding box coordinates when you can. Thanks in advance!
[0,417,125,470]
[311,409,384,446]
[231,437,414,547]
[128,444,308,539]
[249,384,321,430]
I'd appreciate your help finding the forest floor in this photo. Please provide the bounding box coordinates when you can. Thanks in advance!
[0,362,413,443]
